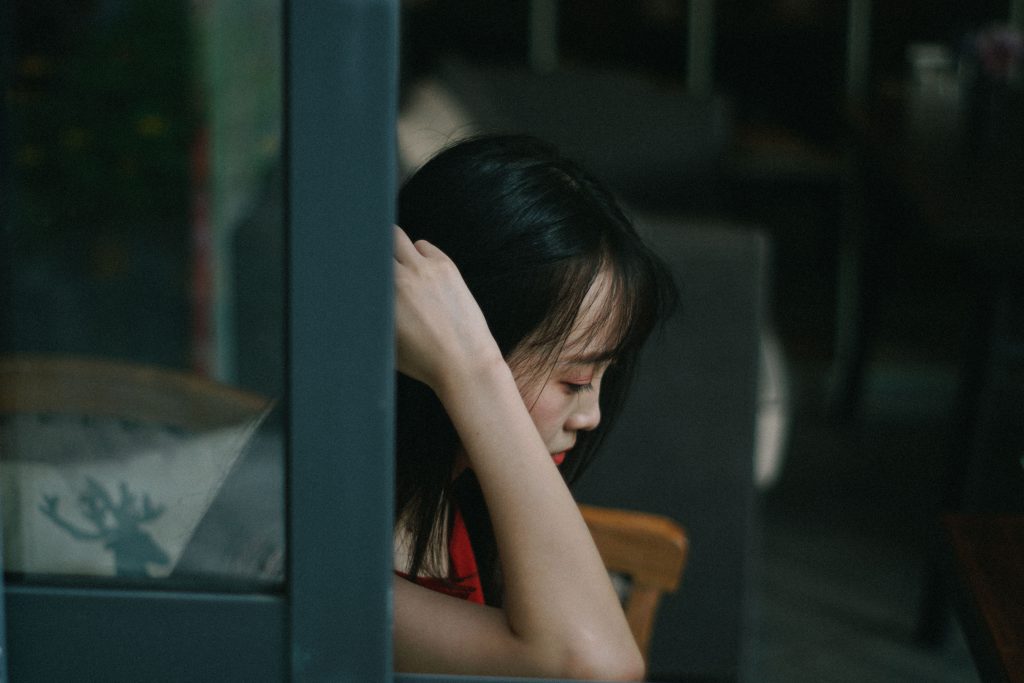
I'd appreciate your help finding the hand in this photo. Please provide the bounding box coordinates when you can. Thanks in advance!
[393,226,501,391]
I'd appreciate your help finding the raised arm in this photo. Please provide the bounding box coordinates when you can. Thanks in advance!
[392,226,643,681]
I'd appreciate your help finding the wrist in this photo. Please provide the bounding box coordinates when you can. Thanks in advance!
[432,344,511,406]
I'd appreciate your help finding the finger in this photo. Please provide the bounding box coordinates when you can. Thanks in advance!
[412,238,445,259]
[393,225,419,264]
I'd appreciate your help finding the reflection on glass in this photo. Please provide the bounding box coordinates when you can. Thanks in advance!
[2,1,283,590]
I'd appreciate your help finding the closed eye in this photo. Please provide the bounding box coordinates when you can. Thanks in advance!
[564,382,594,394]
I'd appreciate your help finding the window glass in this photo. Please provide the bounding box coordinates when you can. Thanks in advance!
[2,0,284,591]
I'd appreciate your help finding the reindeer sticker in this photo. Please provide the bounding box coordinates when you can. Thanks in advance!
[39,478,170,577]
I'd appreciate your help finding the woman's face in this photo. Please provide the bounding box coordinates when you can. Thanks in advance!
[511,272,616,463]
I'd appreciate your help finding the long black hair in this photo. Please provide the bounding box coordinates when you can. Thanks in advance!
[395,134,674,604]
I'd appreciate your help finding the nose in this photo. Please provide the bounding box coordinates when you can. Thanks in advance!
[566,391,601,433]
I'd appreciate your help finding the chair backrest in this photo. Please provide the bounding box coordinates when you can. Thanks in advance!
[573,222,765,680]
[579,503,688,663]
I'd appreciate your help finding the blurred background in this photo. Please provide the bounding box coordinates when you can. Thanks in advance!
[396,2,1023,681]
[4,1,1023,681]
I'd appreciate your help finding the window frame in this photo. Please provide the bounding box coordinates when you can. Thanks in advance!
[1,1,398,680]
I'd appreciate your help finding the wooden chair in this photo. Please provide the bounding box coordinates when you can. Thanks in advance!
[579,503,689,663]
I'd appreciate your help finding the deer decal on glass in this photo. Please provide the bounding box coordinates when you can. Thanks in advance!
[39,478,170,577]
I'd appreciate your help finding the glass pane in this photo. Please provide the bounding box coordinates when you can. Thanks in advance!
[2,0,284,591]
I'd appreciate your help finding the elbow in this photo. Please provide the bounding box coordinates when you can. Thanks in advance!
[557,635,646,682]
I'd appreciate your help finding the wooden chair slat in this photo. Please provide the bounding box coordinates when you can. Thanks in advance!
[580,503,688,663]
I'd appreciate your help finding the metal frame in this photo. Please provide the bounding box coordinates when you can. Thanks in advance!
[285,0,397,678]
[1,1,398,680]
[0,0,13,674]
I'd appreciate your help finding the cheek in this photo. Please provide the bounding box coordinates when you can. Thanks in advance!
[527,388,571,435]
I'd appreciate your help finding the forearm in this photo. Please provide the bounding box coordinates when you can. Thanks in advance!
[435,355,642,677]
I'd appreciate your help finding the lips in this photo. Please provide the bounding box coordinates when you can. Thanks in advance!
[551,452,567,466]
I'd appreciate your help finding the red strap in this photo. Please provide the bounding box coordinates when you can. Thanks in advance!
[448,507,484,604]
[395,507,484,604]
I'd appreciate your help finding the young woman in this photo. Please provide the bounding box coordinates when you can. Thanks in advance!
[393,135,674,680]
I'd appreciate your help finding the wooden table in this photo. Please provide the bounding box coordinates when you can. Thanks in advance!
[945,514,1024,682]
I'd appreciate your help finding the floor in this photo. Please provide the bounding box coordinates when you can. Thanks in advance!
[746,359,980,682]
[737,176,983,682]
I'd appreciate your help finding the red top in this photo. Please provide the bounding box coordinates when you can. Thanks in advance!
[397,507,484,604]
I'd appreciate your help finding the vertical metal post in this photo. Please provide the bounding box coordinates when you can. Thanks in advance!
[0,0,14,678]
[686,0,715,97]
[528,0,559,73]
[845,0,872,113]
[285,0,397,680]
